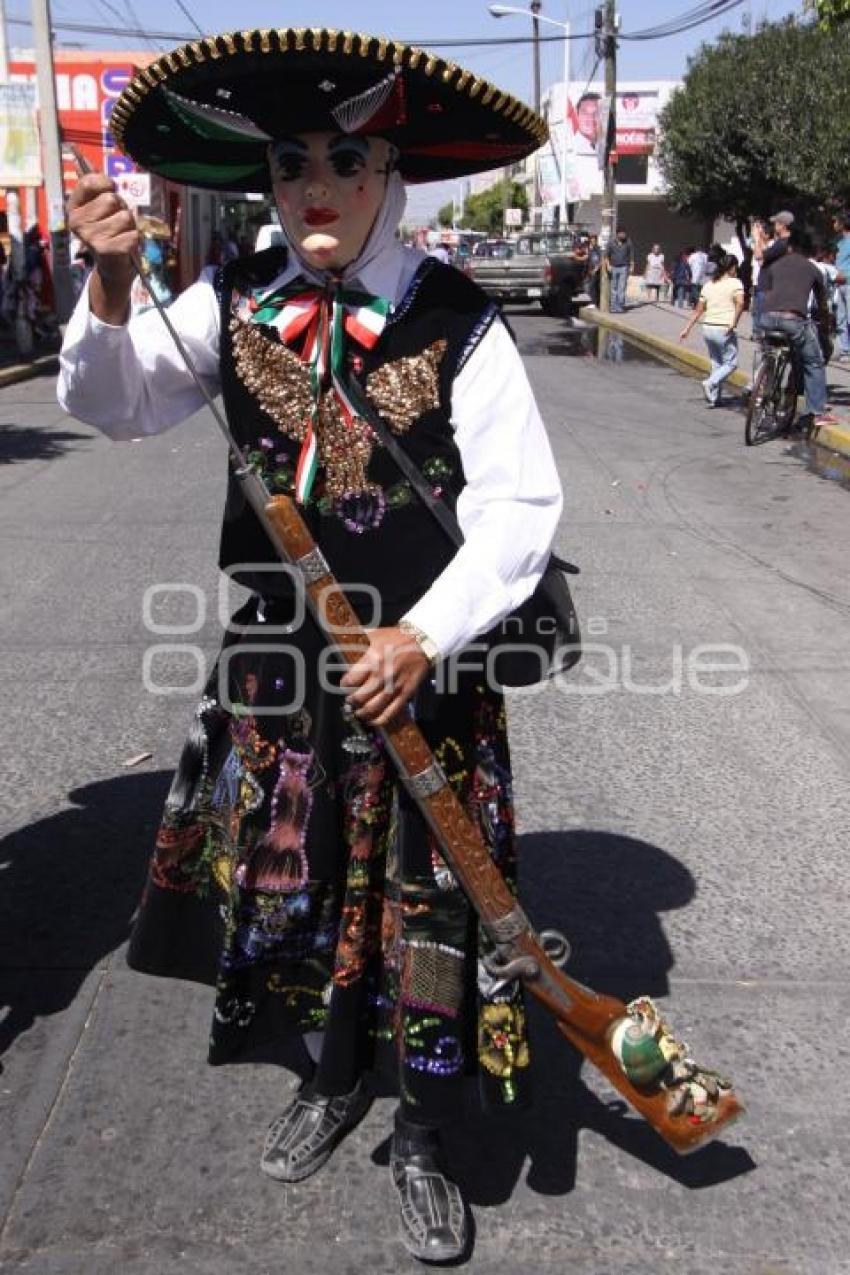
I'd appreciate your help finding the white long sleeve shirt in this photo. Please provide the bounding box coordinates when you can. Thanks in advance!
[57,248,563,659]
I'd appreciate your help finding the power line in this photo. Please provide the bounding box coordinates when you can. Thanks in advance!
[0,17,599,43]
[119,0,164,52]
[4,3,750,47]
[90,0,153,53]
[623,0,746,39]
[172,0,203,38]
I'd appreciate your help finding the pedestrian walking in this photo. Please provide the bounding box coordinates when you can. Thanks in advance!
[57,29,562,1265]
[427,241,450,264]
[703,242,725,282]
[678,253,744,406]
[810,244,837,363]
[749,218,771,335]
[586,232,602,306]
[23,224,56,338]
[643,243,665,302]
[686,244,707,306]
[0,237,6,321]
[813,245,839,316]
[669,250,691,307]
[605,227,634,312]
[833,213,850,362]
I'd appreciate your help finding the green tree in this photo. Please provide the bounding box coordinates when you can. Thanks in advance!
[437,200,454,228]
[457,180,528,234]
[813,0,850,30]
[657,20,850,253]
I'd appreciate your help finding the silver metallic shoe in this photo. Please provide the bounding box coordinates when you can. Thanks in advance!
[260,1078,371,1183]
[390,1118,469,1263]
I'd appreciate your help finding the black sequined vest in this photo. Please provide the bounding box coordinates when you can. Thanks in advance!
[217,249,498,625]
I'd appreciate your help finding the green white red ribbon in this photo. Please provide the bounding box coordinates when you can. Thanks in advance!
[249,282,391,504]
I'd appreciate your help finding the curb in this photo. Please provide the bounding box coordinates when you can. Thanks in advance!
[579,304,750,386]
[581,306,850,461]
[0,352,59,388]
[810,419,850,456]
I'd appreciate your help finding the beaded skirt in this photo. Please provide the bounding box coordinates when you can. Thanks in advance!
[128,597,530,1119]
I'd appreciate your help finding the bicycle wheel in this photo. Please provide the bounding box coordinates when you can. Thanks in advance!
[745,359,781,445]
[774,354,799,432]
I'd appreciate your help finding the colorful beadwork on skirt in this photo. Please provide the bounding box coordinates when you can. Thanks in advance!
[129,601,530,1118]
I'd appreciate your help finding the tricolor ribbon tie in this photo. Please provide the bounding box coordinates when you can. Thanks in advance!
[250,280,391,504]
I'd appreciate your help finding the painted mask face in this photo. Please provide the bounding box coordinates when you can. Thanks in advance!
[269,132,395,271]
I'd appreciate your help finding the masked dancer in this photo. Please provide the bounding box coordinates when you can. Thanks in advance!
[58,28,562,1263]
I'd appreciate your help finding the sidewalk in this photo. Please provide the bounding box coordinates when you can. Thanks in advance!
[581,297,850,460]
[0,328,61,387]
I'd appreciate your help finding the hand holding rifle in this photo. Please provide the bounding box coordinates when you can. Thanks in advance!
[342,627,432,727]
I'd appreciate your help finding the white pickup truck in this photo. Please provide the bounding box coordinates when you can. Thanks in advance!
[465,232,588,316]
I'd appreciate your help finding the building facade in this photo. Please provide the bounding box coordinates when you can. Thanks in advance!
[460,79,712,263]
[0,49,276,292]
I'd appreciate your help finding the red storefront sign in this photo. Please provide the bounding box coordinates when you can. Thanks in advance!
[9,52,150,188]
[615,128,656,155]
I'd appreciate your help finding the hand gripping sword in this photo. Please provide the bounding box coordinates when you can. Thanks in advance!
[75,159,743,1152]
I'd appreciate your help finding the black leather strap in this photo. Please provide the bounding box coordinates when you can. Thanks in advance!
[346,372,577,574]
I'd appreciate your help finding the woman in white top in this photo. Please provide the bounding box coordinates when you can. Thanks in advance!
[643,243,666,301]
[678,254,745,406]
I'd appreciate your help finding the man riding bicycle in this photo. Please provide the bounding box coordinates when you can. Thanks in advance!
[759,212,835,428]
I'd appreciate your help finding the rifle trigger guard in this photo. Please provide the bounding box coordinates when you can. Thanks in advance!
[540,929,571,968]
[481,951,541,984]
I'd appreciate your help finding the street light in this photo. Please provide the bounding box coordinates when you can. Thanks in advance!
[488,4,571,227]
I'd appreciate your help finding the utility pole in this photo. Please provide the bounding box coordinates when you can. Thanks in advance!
[0,0,31,353]
[598,0,617,312]
[0,0,8,76]
[530,0,542,222]
[531,0,542,112]
[31,0,74,322]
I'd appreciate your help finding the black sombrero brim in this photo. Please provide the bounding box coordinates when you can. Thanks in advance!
[111,28,547,191]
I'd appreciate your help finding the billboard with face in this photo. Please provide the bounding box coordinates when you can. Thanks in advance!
[540,84,661,204]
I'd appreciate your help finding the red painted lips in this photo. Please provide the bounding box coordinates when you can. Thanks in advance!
[303,207,339,227]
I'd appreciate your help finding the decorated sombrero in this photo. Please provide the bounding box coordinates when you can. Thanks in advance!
[110,27,548,190]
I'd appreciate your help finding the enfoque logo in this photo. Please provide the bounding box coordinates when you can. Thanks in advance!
[140,571,750,706]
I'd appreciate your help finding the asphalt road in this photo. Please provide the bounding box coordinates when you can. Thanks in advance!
[1,309,849,1274]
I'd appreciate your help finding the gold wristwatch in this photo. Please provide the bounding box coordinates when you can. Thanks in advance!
[398,620,440,665]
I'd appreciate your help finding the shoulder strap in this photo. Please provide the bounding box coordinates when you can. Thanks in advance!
[345,371,576,575]
[345,373,464,549]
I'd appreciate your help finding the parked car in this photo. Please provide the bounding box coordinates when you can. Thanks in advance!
[465,231,588,315]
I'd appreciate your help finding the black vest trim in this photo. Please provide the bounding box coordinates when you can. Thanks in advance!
[386,256,440,327]
[455,299,501,378]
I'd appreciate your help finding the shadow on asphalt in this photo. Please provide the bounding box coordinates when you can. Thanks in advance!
[1,794,755,1198]
[404,830,756,1206]
[0,770,169,1068]
[0,421,89,463]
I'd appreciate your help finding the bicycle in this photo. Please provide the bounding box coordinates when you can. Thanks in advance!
[744,329,800,446]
